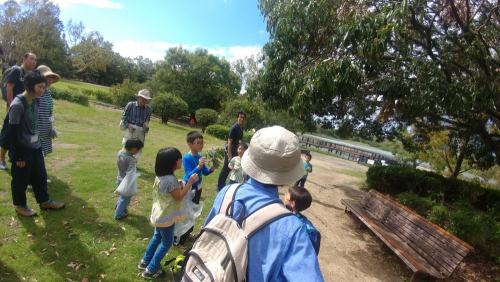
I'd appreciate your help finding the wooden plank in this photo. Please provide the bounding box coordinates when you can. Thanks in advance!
[369,190,474,252]
[341,199,425,273]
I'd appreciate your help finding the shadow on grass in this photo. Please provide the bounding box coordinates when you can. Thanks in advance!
[17,178,124,281]
[0,259,20,281]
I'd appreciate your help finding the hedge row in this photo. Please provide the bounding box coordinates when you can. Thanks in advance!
[49,87,89,106]
[205,124,254,143]
[366,166,500,212]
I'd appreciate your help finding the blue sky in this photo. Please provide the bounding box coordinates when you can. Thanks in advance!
[50,0,269,62]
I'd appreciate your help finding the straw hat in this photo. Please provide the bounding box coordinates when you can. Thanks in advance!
[241,126,305,185]
[37,65,60,83]
[137,89,152,100]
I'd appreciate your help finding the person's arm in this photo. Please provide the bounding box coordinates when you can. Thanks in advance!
[6,83,15,107]
[228,158,234,170]
[227,138,233,159]
[202,163,213,176]
[143,106,151,127]
[125,158,135,174]
[171,173,199,201]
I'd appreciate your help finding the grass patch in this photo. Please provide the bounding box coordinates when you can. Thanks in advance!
[0,100,223,281]
[52,79,110,93]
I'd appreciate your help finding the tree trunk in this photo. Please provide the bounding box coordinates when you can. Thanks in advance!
[450,145,466,178]
[161,117,168,124]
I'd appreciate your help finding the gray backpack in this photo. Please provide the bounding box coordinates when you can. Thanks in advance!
[182,184,292,282]
[1,66,22,101]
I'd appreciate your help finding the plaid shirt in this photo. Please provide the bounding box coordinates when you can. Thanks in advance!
[121,101,151,127]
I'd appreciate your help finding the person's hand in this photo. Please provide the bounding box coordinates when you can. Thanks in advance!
[16,161,25,168]
[198,157,206,166]
[210,165,217,171]
[308,167,312,172]
[234,167,239,172]
[128,125,135,132]
[188,173,199,184]
[143,122,149,127]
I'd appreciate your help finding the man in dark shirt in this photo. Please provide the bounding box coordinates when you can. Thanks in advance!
[217,111,246,190]
[0,52,37,170]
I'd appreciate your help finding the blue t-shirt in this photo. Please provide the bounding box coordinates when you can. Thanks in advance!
[182,152,213,187]
[302,162,313,179]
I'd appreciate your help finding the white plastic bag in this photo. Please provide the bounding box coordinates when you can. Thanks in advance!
[114,165,140,197]
[174,186,205,237]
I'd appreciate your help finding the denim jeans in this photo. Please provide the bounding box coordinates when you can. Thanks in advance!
[114,180,131,219]
[142,225,175,272]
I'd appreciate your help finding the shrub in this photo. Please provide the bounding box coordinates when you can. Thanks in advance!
[81,89,94,96]
[243,131,254,143]
[67,85,80,92]
[398,192,435,217]
[150,92,188,123]
[95,90,113,104]
[206,125,229,140]
[217,99,264,130]
[110,79,141,107]
[428,204,450,226]
[50,87,89,106]
[195,108,218,132]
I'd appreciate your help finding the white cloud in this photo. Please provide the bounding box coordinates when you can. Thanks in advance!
[84,27,95,34]
[50,0,124,9]
[113,40,262,63]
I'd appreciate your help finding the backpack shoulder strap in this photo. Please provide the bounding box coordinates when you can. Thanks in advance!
[241,202,293,238]
[218,183,242,215]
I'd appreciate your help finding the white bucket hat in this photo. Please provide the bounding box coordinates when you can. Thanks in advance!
[137,89,152,100]
[241,126,305,185]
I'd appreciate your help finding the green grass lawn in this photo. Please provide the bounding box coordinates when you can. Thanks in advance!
[52,79,110,93]
[0,100,224,281]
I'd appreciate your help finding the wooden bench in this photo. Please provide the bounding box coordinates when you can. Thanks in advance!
[341,190,474,281]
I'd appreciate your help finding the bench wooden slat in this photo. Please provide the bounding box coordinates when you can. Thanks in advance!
[341,190,474,281]
[341,199,424,273]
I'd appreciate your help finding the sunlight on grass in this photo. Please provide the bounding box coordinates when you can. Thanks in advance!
[52,79,110,93]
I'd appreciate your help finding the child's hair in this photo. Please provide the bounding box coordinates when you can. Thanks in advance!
[124,138,144,151]
[288,186,312,212]
[305,153,312,159]
[238,143,248,150]
[186,131,203,143]
[155,147,182,176]
[23,70,47,93]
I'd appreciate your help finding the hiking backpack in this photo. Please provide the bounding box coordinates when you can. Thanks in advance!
[1,66,22,101]
[181,183,293,282]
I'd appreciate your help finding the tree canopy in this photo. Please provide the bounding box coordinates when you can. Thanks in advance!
[156,47,241,113]
[257,0,500,168]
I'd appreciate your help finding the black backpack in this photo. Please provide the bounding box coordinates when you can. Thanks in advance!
[1,66,22,102]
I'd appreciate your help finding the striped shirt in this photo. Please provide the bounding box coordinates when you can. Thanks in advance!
[121,101,151,127]
[38,89,53,156]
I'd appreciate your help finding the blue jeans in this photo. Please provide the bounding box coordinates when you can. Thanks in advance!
[142,225,175,272]
[114,180,131,219]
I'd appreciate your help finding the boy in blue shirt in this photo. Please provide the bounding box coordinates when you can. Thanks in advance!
[174,131,217,248]
[284,185,321,255]
[295,153,312,187]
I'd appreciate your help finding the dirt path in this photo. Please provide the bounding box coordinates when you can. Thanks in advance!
[280,151,405,282]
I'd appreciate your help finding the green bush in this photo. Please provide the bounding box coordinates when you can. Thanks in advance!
[195,108,218,132]
[50,87,89,106]
[81,89,94,96]
[94,90,113,104]
[206,125,229,140]
[151,92,188,123]
[110,79,141,107]
[67,85,80,92]
[428,204,450,226]
[366,166,500,212]
[243,131,254,143]
[398,192,435,217]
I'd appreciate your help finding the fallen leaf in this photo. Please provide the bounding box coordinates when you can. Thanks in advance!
[142,238,148,241]
[55,252,59,257]
[94,217,100,222]
[66,279,75,282]
[99,274,106,278]
[34,220,39,223]
[81,276,89,282]
[121,227,126,231]
[135,238,141,241]
[41,232,48,238]
[46,261,56,266]
[99,251,109,256]
[75,264,84,270]
[109,247,117,252]
[67,262,76,269]
[27,234,33,238]
[68,233,79,238]
[41,248,47,252]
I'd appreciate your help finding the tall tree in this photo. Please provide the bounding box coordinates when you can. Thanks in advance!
[156,47,241,113]
[69,31,113,82]
[0,0,68,74]
[257,0,500,169]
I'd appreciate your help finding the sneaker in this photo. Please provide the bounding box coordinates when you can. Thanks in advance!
[138,260,148,270]
[142,269,166,280]
[0,161,8,170]
[39,199,65,210]
[15,205,37,217]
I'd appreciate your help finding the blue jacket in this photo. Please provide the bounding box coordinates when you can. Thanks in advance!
[205,178,324,282]
[182,152,212,187]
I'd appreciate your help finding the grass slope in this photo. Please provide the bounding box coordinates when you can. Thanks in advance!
[52,79,110,93]
[0,100,223,281]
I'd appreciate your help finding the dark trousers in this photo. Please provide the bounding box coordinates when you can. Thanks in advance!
[177,187,202,245]
[295,178,306,187]
[217,154,232,191]
[10,146,50,206]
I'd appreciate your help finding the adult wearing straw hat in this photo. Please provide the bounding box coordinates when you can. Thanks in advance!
[120,89,152,162]
[204,126,324,281]
[37,65,60,162]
